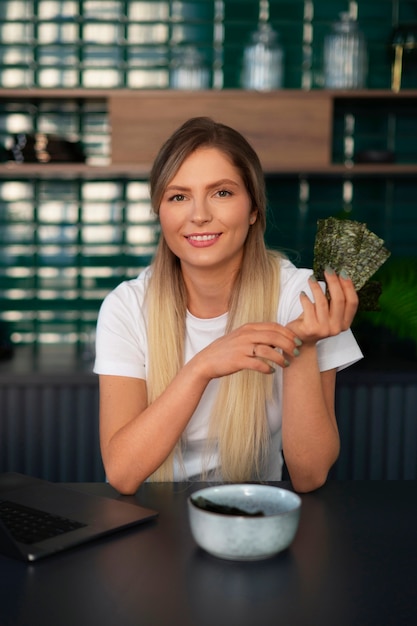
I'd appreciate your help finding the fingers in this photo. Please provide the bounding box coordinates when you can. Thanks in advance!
[251,340,300,370]
[250,325,301,354]
[243,323,303,371]
[202,322,305,379]
[304,267,358,336]
[323,267,358,330]
[337,269,359,326]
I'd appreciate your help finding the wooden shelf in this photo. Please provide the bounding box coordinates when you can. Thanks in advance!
[0,89,416,175]
[0,89,110,99]
[0,88,416,98]
[0,162,150,178]
[292,163,417,177]
[1,161,417,178]
[109,90,333,172]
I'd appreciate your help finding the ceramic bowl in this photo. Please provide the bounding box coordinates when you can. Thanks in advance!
[187,484,301,561]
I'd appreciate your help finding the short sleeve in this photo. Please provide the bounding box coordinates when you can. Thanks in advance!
[93,279,148,379]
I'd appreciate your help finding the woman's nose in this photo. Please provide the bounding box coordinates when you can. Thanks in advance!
[190,198,212,225]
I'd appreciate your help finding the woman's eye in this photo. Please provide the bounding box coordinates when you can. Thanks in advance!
[170,194,185,202]
[216,189,231,198]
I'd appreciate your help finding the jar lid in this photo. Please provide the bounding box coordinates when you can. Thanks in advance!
[249,22,280,46]
[332,12,360,34]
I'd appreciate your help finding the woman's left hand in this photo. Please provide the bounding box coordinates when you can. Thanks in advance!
[286,268,359,344]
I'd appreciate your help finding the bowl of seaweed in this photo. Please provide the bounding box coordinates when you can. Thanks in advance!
[188,484,301,561]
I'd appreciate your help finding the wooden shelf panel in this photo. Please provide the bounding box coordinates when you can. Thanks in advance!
[294,164,417,177]
[1,162,417,178]
[0,163,149,178]
[109,91,333,171]
[0,89,416,175]
[0,89,110,99]
[0,88,416,98]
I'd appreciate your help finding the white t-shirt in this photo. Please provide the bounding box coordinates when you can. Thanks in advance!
[94,258,363,480]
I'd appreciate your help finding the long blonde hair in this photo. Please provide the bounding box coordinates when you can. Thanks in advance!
[146,117,282,481]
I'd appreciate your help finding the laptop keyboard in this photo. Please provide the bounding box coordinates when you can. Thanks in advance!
[0,499,87,544]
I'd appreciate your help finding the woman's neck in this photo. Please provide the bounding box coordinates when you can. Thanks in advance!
[181,266,238,319]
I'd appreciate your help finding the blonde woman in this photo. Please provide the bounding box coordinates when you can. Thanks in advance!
[94,117,362,495]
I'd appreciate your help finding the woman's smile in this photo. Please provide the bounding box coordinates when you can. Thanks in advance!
[185,232,222,247]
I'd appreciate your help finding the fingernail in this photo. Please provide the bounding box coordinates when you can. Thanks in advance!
[294,337,303,347]
[339,268,350,279]
[284,359,290,368]
[309,274,317,282]
[293,348,300,357]
[269,366,276,374]
[324,265,335,275]
[300,290,307,297]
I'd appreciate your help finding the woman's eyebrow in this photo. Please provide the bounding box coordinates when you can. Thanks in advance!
[206,178,240,190]
[164,184,190,193]
[165,178,240,193]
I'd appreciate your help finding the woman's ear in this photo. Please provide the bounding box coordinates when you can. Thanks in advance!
[249,210,258,225]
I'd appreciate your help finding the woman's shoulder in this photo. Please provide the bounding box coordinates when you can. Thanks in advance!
[101,266,152,311]
[276,256,316,322]
[279,257,313,286]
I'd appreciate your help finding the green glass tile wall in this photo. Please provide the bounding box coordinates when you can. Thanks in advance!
[332,98,417,164]
[0,0,417,351]
[0,176,158,350]
[265,175,417,267]
[1,0,416,90]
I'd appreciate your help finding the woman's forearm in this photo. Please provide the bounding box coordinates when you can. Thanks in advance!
[281,345,340,492]
[100,358,211,494]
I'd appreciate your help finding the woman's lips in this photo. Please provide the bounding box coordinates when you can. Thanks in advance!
[185,233,221,247]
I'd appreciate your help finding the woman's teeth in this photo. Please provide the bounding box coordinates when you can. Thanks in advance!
[188,234,218,241]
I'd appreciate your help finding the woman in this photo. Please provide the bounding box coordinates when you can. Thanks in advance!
[94,116,362,495]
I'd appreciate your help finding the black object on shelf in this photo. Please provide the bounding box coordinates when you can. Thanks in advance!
[6,133,86,164]
[354,149,395,164]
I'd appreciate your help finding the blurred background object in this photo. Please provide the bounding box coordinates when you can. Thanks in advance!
[241,0,284,90]
[323,12,368,88]
[170,45,210,89]
[390,23,417,91]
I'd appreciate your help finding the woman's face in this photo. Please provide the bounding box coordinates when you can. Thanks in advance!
[158,147,257,276]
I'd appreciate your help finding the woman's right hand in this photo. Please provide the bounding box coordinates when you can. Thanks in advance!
[192,322,302,381]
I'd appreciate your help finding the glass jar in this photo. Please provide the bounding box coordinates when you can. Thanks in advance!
[241,21,284,90]
[170,46,210,90]
[324,13,368,89]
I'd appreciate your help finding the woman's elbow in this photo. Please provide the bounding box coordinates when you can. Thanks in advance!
[108,474,143,495]
[290,469,329,493]
[103,461,145,495]
[288,449,339,493]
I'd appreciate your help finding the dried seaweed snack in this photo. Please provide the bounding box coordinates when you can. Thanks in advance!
[354,228,391,291]
[314,217,365,283]
[315,218,368,282]
[191,496,264,517]
[357,281,383,312]
[313,217,391,291]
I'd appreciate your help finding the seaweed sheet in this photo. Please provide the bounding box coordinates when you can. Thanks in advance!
[313,217,391,310]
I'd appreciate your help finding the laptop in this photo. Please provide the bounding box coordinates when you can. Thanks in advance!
[0,472,158,562]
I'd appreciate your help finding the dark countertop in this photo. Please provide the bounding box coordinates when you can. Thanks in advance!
[1,480,417,626]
